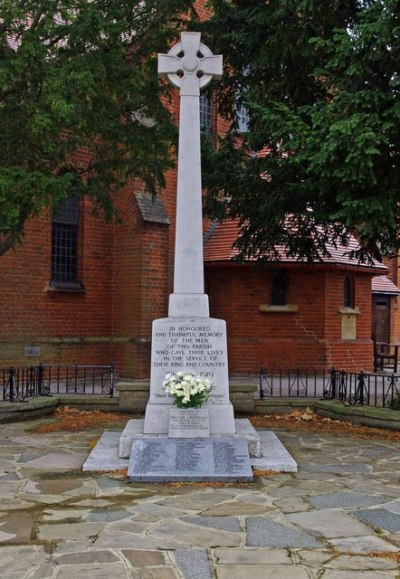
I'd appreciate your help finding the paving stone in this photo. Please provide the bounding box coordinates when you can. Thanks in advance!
[200,502,271,516]
[273,496,309,513]
[301,463,371,474]
[295,549,334,566]
[0,512,34,543]
[105,520,151,534]
[72,499,113,508]
[51,541,99,554]
[19,493,71,505]
[309,492,391,510]
[181,515,241,532]
[0,473,20,481]
[354,508,400,533]
[330,535,399,553]
[121,549,166,567]
[325,554,398,570]
[28,562,57,578]
[42,508,90,522]
[130,569,179,579]
[55,551,119,565]
[287,509,373,538]
[235,493,273,505]
[214,548,291,565]
[382,501,400,514]
[37,522,105,541]
[321,571,398,578]
[174,549,212,579]
[149,519,241,548]
[0,546,47,575]
[35,479,85,494]
[215,564,312,579]
[94,531,186,550]
[21,453,88,469]
[85,509,132,522]
[57,562,129,578]
[246,517,322,548]
[133,502,187,518]
[17,453,44,463]
[156,490,236,511]
[96,476,125,491]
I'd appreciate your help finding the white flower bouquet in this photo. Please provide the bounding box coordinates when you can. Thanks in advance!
[162,371,214,409]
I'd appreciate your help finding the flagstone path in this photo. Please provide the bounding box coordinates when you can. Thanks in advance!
[0,419,399,578]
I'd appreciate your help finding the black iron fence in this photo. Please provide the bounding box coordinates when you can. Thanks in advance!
[2,364,114,402]
[259,367,400,409]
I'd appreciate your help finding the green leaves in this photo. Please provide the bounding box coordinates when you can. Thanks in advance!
[0,0,194,255]
[203,0,400,262]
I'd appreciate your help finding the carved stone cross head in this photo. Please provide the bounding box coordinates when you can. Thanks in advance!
[158,32,222,96]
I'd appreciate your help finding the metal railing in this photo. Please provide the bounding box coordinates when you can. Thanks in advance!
[259,367,400,409]
[2,364,114,402]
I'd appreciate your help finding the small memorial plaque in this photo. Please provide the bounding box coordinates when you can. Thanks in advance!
[341,315,356,340]
[128,437,253,482]
[169,408,210,438]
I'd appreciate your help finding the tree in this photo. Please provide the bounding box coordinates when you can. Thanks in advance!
[201,0,400,263]
[0,0,194,256]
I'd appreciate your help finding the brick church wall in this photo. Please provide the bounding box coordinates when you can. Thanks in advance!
[206,265,374,373]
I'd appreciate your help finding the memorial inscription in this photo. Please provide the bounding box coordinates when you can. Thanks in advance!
[150,317,229,406]
[169,408,210,438]
[128,437,253,482]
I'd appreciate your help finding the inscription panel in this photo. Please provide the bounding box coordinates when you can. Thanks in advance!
[150,317,229,405]
[341,314,357,340]
[169,408,210,438]
[128,438,253,482]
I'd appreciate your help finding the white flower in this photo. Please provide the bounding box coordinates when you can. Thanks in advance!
[162,371,215,407]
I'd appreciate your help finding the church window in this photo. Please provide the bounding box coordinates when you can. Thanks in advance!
[51,192,81,287]
[343,275,355,308]
[271,269,287,306]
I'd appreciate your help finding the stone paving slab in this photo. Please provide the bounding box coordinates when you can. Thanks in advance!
[0,420,400,578]
[287,508,373,538]
[354,507,400,533]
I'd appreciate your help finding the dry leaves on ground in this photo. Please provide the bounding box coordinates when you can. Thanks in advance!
[249,408,400,442]
[32,406,129,433]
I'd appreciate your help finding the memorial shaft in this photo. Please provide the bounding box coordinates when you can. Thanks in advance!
[158,32,222,317]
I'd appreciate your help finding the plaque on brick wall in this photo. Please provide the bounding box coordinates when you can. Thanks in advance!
[341,314,356,340]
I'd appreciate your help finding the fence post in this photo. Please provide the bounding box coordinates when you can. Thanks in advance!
[9,367,15,402]
[331,367,336,399]
[109,365,114,398]
[259,368,264,400]
[38,363,45,395]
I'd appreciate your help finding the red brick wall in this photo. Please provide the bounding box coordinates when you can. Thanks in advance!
[0,193,114,368]
[206,265,374,373]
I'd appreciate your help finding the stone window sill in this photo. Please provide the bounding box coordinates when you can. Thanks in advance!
[47,282,86,293]
[338,307,360,315]
[259,304,299,313]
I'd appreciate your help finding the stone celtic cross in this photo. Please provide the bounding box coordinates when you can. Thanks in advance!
[158,32,222,317]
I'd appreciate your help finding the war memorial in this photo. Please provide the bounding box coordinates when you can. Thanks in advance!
[83,32,297,481]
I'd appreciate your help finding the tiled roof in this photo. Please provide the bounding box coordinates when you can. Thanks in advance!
[372,275,400,295]
[203,218,387,272]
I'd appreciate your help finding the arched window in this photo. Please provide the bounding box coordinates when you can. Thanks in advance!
[51,192,80,287]
[271,269,287,306]
[343,275,354,308]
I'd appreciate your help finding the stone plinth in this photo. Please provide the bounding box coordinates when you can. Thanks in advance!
[143,317,235,435]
